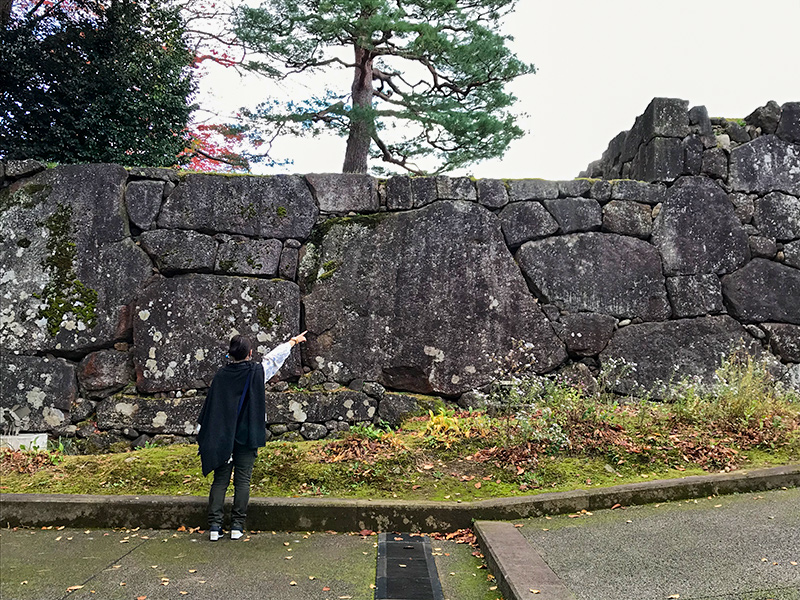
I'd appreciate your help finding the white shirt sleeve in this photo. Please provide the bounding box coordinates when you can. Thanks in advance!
[261,341,293,382]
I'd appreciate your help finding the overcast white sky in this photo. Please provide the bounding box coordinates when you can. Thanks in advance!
[198,0,800,179]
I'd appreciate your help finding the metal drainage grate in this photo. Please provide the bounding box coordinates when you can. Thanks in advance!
[375,533,444,600]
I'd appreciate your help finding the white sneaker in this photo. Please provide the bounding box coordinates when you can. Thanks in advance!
[230,529,244,540]
[209,527,223,542]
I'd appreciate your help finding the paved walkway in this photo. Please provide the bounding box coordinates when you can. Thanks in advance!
[0,527,496,600]
[480,487,800,600]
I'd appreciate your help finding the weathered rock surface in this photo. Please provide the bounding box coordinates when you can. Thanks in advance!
[517,233,670,321]
[601,200,652,238]
[753,192,800,241]
[1,166,153,352]
[0,355,76,431]
[215,236,282,277]
[477,179,509,209]
[306,173,378,214]
[745,101,781,135]
[784,240,800,268]
[630,137,686,183]
[776,102,800,144]
[125,181,165,231]
[599,316,759,398]
[158,174,318,239]
[665,274,724,318]
[95,395,204,435]
[140,229,217,274]
[302,201,566,396]
[499,201,559,248]
[761,323,800,363]
[508,179,558,201]
[542,198,602,233]
[436,177,476,201]
[133,274,301,392]
[552,313,617,356]
[78,350,133,398]
[264,391,377,423]
[722,259,800,324]
[610,180,666,205]
[652,177,749,276]
[729,135,800,195]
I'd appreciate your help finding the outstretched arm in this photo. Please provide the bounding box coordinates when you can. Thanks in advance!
[261,331,307,381]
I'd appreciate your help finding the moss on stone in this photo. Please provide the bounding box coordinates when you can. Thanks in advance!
[35,203,98,336]
[276,205,288,218]
[318,259,340,281]
[0,182,52,214]
[256,304,283,329]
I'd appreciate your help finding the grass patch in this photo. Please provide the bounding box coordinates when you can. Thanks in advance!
[2,354,798,500]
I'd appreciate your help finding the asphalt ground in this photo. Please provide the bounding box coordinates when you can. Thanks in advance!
[515,487,800,600]
[0,527,499,600]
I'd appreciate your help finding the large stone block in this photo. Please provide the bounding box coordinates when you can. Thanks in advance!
[599,316,759,398]
[1,167,153,352]
[301,201,566,396]
[639,97,690,140]
[729,135,800,196]
[140,229,217,274]
[761,323,800,363]
[722,259,800,324]
[95,395,204,435]
[508,179,558,201]
[745,101,781,135]
[133,274,301,392]
[215,236,282,277]
[601,200,652,238]
[630,137,686,183]
[556,180,593,198]
[0,355,76,431]
[517,233,670,321]
[652,177,749,276]
[384,176,413,210]
[158,174,318,239]
[542,198,602,233]
[752,192,800,241]
[499,201,559,249]
[784,240,800,268]
[78,350,134,399]
[435,177,476,201]
[665,274,724,318]
[552,313,617,357]
[477,179,509,209]
[264,391,377,423]
[306,173,379,214]
[610,180,666,205]
[125,181,165,231]
[776,102,800,143]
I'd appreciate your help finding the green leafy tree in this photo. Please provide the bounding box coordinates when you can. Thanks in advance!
[234,0,534,174]
[0,0,197,167]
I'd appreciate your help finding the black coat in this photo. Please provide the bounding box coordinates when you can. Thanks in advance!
[197,361,266,476]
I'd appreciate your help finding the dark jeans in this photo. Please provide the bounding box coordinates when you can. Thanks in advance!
[207,444,258,530]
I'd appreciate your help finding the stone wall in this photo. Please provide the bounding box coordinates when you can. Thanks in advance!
[1,97,799,449]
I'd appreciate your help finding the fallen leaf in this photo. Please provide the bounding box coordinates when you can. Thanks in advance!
[490,586,497,590]
[791,561,797,566]
[119,582,126,586]
[55,536,62,541]
[714,504,722,508]
[668,595,680,599]
[412,485,421,490]
[66,585,84,592]
[177,526,187,532]
[112,565,122,569]
[422,464,434,470]
[530,590,540,594]
[189,569,197,573]
[308,576,316,580]
[20,581,28,585]
[611,504,622,510]
[289,581,297,586]
[370,584,376,589]
[57,526,65,530]
[514,524,523,528]
[322,587,331,591]
[179,593,188,596]
[137,596,147,600]
[399,564,407,568]
[474,482,482,489]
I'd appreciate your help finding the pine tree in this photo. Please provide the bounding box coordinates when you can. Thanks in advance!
[234,0,534,174]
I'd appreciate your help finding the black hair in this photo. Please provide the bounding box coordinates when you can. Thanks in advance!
[228,335,252,361]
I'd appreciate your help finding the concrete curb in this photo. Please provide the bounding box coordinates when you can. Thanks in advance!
[1,464,797,532]
[474,521,576,600]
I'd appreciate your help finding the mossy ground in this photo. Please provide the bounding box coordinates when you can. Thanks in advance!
[2,354,798,500]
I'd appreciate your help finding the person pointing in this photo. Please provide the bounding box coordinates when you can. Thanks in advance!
[197,331,307,541]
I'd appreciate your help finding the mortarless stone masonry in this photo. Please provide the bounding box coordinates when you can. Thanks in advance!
[1,98,799,445]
